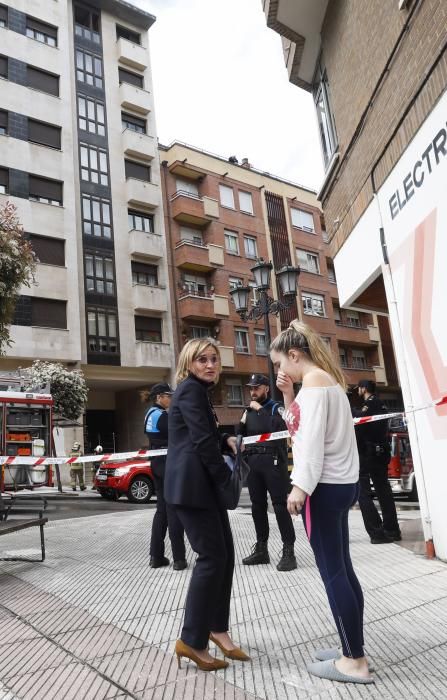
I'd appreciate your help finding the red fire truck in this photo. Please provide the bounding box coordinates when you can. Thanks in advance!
[0,387,54,492]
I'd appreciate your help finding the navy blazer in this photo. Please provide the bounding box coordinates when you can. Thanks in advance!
[164,373,232,508]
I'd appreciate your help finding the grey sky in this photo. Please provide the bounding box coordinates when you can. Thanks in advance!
[135,0,324,191]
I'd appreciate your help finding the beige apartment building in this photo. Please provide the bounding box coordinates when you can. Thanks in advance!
[0,0,174,452]
[160,141,400,431]
[262,0,447,558]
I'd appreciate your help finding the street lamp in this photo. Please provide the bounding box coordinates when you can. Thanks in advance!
[229,258,300,397]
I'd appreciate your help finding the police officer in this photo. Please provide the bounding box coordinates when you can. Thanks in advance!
[143,383,187,570]
[238,374,297,571]
[353,379,401,544]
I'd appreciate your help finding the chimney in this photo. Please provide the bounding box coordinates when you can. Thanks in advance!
[241,157,251,169]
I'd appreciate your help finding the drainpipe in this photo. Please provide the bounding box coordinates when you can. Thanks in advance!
[161,160,181,361]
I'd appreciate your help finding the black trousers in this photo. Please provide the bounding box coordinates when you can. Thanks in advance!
[150,471,185,561]
[246,454,295,545]
[174,505,234,649]
[358,454,400,537]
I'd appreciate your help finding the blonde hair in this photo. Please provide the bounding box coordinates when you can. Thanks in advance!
[175,337,221,384]
[270,319,348,391]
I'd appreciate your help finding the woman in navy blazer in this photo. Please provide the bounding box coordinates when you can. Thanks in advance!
[165,337,250,671]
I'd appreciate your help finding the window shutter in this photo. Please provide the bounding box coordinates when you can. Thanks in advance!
[26,16,57,40]
[118,68,143,88]
[27,66,59,96]
[0,5,8,23]
[31,298,66,329]
[29,175,63,202]
[131,261,156,276]
[30,235,65,266]
[0,55,7,78]
[28,119,61,149]
[0,110,7,130]
[125,160,150,181]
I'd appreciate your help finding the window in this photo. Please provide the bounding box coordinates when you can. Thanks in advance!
[27,65,59,96]
[0,110,7,135]
[254,331,267,356]
[175,178,199,197]
[333,306,341,323]
[78,96,105,136]
[88,308,118,353]
[235,328,249,354]
[76,49,103,88]
[122,112,146,134]
[116,24,140,44]
[181,274,208,296]
[0,54,7,78]
[249,280,259,304]
[29,176,62,206]
[82,195,112,238]
[346,310,361,327]
[229,276,243,289]
[85,253,115,295]
[239,191,253,214]
[224,230,239,255]
[314,60,338,168]
[180,226,203,245]
[327,264,336,283]
[125,159,150,182]
[227,379,244,406]
[302,292,325,317]
[74,6,100,44]
[0,5,7,28]
[339,348,347,367]
[219,184,235,209]
[244,236,258,259]
[0,167,8,194]
[132,261,157,286]
[80,143,108,185]
[119,67,143,88]
[352,349,366,369]
[32,298,66,328]
[28,119,61,149]
[29,235,64,266]
[291,208,315,232]
[191,326,211,339]
[128,210,154,233]
[26,16,57,46]
[297,249,320,274]
[135,316,162,342]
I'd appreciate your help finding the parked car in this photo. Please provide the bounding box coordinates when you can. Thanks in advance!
[94,459,154,504]
[388,431,417,501]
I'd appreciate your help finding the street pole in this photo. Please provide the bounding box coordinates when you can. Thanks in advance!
[261,290,276,399]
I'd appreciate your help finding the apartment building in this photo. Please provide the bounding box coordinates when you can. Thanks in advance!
[262,0,447,558]
[160,142,396,431]
[0,0,174,452]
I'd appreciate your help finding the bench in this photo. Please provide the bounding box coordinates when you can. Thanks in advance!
[0,495,48,562]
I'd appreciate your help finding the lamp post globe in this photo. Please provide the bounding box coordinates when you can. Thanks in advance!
[250,258,273,290]
[276,265,300,297]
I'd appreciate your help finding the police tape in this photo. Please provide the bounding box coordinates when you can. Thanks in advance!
[0,413,406,467]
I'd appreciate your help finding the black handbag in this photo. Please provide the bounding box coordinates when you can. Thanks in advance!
[219,435,250,510]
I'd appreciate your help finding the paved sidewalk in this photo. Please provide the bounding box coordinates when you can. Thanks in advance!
[0,508,446,699]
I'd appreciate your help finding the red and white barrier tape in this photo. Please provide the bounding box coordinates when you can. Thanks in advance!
[1,394,445,467]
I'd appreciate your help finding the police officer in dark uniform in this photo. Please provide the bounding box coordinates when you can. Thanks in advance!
[144,383,187,570]
[353,379,401,544]
[237,374,297,571]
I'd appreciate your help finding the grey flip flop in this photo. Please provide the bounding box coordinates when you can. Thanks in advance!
[313,648,375,672]
[307,659,375,684]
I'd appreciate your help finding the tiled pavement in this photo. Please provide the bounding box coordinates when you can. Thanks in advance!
[1,509,447,699]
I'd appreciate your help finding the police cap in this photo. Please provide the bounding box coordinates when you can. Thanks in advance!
[246,373,270,387]
[356,379,376,393]
[149,382,174,398]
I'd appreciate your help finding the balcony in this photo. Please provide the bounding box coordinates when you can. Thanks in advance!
[116,37,148,71]
[174,241,223,272]
[126,178,159,208]
[135,341,171,369]
[368,325,380,342]
[128,230,164,260]
[170,191,219,226]
[374,366,387,385]
[132,284,167,313]
[178,292,215,321]
[120,82,152,115]
[335,321,376,346]
[122,129,156,161]
[220,346,235,368]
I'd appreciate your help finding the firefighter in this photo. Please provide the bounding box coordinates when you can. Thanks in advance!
[238,374,297,571]
[70,441,86,492]
[353,380,401,544]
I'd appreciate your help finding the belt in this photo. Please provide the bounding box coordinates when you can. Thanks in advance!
[245,446,277,456]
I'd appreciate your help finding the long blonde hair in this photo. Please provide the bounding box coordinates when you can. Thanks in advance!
[175,337,221,384]
[270,319,347,390]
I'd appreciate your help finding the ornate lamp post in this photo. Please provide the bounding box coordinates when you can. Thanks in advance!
[229,259,300,396]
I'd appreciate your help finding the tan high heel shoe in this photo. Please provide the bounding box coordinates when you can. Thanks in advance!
[175,639,229,671]
[209,633,251,661]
